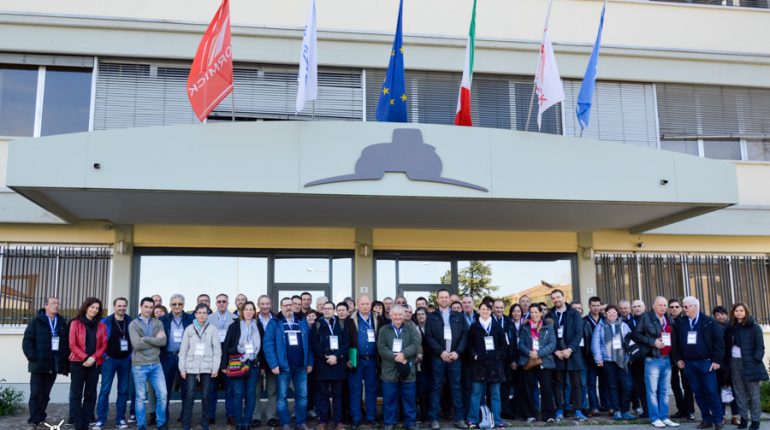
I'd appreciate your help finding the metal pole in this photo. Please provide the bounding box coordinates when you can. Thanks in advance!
[231,91,236,121]
[524,86,536,132]
[312,100,316,120]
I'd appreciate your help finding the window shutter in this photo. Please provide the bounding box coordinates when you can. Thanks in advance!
[563,80,658,147]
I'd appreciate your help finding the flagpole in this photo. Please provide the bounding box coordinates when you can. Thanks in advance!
[231,91,236,121]
[312,100,316,120]
[525,0,555,133]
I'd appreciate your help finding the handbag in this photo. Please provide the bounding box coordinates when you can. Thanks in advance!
[523,356,542,370]
[721,386,735,403]
[225,353,250,378]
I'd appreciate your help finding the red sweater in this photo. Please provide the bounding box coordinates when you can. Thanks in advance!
[69,318,108,365]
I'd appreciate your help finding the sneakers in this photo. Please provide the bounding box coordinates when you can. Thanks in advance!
[92,422,104,430]
[546,418,555,424]
[467,423,479,429]
[117,420,129,429]
[613,412,623,421]
[652,420,666,428]
[494,424,506,429]
[127,415,136,424]
[526,417,536,423]
[575,411,588,422]
[555,410,564,422]
[662,419,680,427]
[621,412,636,420]
[430,421,441,430]
[453,421,468,429]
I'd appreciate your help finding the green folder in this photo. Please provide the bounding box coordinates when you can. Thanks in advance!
[349,347,358,369]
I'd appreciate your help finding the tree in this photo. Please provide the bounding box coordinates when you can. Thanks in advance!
[440,261,498,303]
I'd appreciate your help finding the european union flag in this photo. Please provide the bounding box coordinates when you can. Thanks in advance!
[376,0,407,122]
[576,1,606,133]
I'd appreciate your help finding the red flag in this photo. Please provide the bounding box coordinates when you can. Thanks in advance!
[187,0,233,122]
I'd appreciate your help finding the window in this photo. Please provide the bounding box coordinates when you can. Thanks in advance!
[0,245,112,325]
[595,253,770,324]
[660,140,699,156]
[747,139,770,161]
[652,0,768,8]
[0,64,92,138]
[365,69,562,134]
[703,140,742,160]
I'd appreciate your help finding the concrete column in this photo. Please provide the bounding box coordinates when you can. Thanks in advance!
[110,224,134,312]
[577,231,597,310]
[354,228,374,300]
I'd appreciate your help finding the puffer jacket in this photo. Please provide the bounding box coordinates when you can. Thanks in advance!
[726,317,769,382]
[591,319,631,367]
[22,309,70,374]
[517,319,557,369]
[178,321,222,374]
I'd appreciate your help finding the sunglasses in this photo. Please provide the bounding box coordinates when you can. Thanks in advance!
[171,303,184,307]
[669,305,680,308]
[217,300,227,304]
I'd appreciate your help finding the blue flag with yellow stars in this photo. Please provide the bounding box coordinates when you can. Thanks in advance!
[376,0,407,122]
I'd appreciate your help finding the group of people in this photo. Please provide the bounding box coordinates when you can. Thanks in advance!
[21,289,768,430]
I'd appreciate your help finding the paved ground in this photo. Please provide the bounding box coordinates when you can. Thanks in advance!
[2,402,768,430]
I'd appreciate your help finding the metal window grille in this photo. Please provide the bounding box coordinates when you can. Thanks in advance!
[0,245,112,325]
[595,253,770,324]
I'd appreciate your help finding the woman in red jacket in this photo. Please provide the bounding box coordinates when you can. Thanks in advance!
[69,297,108,430]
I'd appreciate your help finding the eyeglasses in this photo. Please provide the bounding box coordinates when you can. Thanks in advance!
[171,303,184,307]
[217,300,227,304]
[669,305,680,308]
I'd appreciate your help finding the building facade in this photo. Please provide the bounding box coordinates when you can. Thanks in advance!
[0,0,769,397]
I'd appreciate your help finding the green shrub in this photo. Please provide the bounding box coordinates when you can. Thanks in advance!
[762,380,770,413]
[0,379,24,416]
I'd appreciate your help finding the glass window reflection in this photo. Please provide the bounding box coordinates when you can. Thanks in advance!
[0,66,37,137]
[41,67,92,136]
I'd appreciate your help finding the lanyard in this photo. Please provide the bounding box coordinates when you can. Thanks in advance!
[194,322,208,339]
[392,323,402,339]
[557,311,564,327]
[689,314,699,331]
[115,317,127,338]
[610,323,616,337]
[284,320,297,331]
[324,317,336,333]
[172,316,183,330]
[589,316,600,328]
[48,316,57,335]
[464,313,474,326]
[359,313,372,330]
[481,319,492,335]
[659,315,667,330]
[217,312,228,330]
[245,321,254,340]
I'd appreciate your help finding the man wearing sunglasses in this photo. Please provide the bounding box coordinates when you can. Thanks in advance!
[668,299,695,421]
[160,294,194,424]
[208,293,237,426]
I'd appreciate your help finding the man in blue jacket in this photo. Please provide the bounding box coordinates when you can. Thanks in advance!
[159,293,194,424]
[675,296,725,430]
[94,297,133,430]
[264,297,314,430]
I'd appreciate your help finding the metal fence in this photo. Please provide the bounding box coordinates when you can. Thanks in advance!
[595,253,770,324]
[0,245,112,325]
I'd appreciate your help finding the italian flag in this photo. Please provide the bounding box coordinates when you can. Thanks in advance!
[455,0,477,127]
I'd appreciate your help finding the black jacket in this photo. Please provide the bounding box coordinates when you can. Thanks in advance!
[310,317,349,381]
[548,307,586,371]
[424,309,468,356]
[673,312,725,366]
[22,309,70,374]
[726,317,769,382]
[220,320,261,371]
[256,312,278,371]
[468,320,510,383]
[630,311,675,360]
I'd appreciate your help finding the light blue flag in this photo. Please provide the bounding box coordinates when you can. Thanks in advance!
[576,1,606,132]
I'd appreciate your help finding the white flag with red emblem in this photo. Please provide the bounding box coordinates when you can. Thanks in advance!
[187,0,234,122]
[534,0,565,130]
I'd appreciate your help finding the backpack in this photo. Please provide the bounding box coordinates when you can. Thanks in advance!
[479,404,494,429]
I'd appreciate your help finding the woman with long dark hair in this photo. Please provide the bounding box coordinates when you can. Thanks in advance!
[222,301,261,430]
[727,303,768,430]
[69,297,107,430]
[517,303,557,423]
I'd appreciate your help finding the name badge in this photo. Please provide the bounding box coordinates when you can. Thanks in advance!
[484,336,495,351]
[443,327,452,341]
[557,327,564,339]
[120,339,129,352]
[51,336,60,351]
[330,335,339,350]
[173,329,183,343]
[219,331,226,343]
[393,338,403,353]
[195,342,205,356]
[612,336,622,350]
[579,338,585,347]
[288,331,299,346]
[245,343,255,355]
[367,329,376,343]
[533,339,540,351]
[687,331,697,345]
[661,332,671,346]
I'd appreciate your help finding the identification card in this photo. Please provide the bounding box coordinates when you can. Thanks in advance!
[612,336,622,350]
[687,331,697,345]
[484,336,495,351]
[173,329,183,343]
[557,327,564,339]
[51,336,60,351]
[330,335,339,350]
[367,329,376,343]
[579,338,585,347]
[219,331,226,343]
[195,342,205,356]
[661,332,672,346]
[443,327,452,341]
[393,338,403,353]
[731,345,741,358]
[288,331,299,346]
[533,339,540,351]
[245,343,255,355]
[120,339,129,352]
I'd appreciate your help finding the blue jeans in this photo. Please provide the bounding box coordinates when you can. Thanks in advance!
[277,367,308,426]
[644,357,671,422]
[603,362,634,413]
[349,358,378,424]
[468,382,501,425]
[132,363,167,427]
[161,352,187,419]
[429,358,464,422]
[684,359,724,424]
[586,362,602,411]
[97,356,131,425]
[383,381,417,426]
[230,365,260,427]
[208,372,234,420]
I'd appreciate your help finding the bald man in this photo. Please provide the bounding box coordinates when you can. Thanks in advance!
[348,296,380,429]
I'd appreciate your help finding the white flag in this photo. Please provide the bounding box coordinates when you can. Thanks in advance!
[534,0,565,130]
[296,0,318,113]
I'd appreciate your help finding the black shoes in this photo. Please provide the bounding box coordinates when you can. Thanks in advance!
[697,422,713,429]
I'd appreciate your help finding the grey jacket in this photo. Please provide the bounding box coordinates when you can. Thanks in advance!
[178,322,222,375]
[129,316,166,366]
